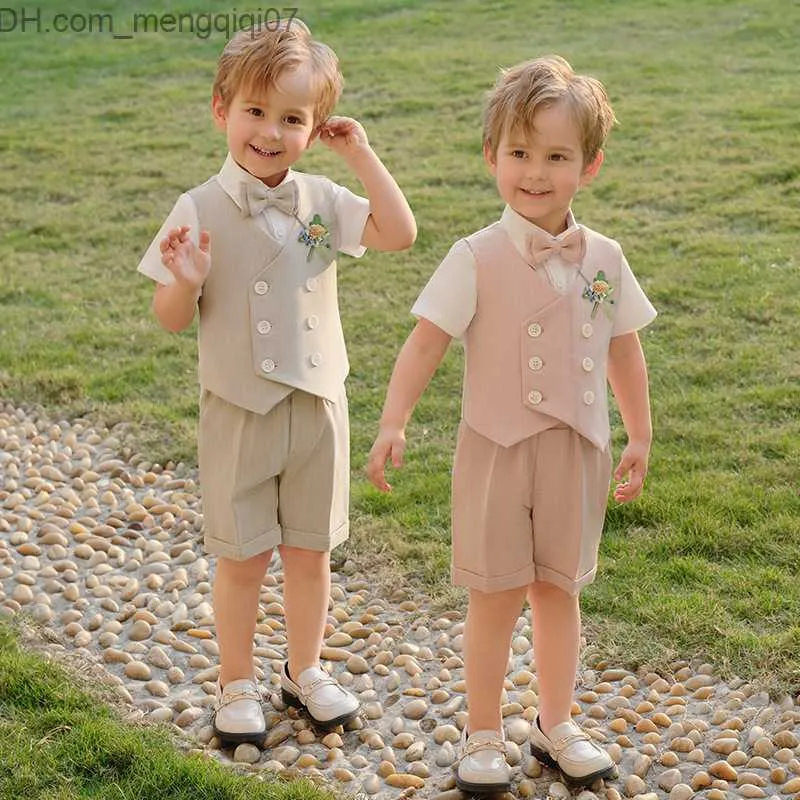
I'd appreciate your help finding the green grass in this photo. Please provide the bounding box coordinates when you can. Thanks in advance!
[0,622,335,799]
[0,0,798,725]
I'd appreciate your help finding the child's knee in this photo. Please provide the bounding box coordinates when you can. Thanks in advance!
[217,551,272,584]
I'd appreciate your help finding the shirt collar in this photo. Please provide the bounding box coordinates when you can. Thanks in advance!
[499,205,580,260]
[217,153,296,211]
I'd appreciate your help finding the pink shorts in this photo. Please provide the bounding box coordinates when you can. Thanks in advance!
[451,423,612,594]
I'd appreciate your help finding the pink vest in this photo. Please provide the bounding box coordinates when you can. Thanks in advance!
[462,222,623,449]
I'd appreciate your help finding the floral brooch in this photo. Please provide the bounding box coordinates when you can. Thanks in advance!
[298,214,331,262]
[582,270,615,318]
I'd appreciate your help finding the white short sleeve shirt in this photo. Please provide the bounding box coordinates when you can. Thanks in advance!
[137,154,370,285]
[411,206,656,338]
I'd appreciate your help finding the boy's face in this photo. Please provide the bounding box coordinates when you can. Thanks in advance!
[484,102,602,235]
[213,63,319,187]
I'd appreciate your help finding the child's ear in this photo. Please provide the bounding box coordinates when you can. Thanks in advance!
[211,96,228,131]
[580,150,604,186]
[483,141,498,175]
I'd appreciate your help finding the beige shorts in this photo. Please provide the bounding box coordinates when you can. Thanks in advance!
[197,387,349,560]
[451,423,612,595]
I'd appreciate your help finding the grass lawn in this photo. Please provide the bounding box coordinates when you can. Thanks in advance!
[0,5,798,786]
[0,621,336,799]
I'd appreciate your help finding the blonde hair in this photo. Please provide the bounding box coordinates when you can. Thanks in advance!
[212,18,343,126]
[483,55,616,164]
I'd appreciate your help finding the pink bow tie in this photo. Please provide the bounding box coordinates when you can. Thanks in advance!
[525,227,586,268]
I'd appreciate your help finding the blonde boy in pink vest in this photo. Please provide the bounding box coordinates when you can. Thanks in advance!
[368,56,655,792]
[138,20,416,745]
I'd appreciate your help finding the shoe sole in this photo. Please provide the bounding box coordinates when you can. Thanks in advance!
[281,688,359,730]
[212,723,266,748]
[455,775,512,795]
[530,743,615,787]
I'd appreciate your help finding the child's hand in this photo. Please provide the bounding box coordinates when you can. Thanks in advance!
[318,116,370,159]
[613,439,650,503]
[160,226,211,291]
[366,426,406,492]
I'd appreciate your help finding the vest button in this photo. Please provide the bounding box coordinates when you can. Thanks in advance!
[254,281,270,296]
[583,390,595,405]
[527,323,542,338]
[527,390,543,405]
[257,320,272,335]
[306,314,319,330]
[528,356,543,371]
[582,357,594,372]
[305,277,319,292]
[261,358,276,374]
[581,322,593,338]
[309,352,323,367]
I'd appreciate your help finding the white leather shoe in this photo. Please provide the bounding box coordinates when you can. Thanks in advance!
[456,728,512,794]
[530,714,614,786]
[280,663,359,729]
[212,678,266,746]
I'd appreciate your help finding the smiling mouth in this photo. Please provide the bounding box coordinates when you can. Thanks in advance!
[522,188,550,196]
[251,144,281,157]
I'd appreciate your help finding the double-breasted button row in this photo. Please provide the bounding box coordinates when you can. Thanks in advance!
[255,278,318,294]
[528,321,594,339]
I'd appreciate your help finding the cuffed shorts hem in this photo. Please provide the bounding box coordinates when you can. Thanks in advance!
[281,519,349,553]
[203,524,282,561]
[534,565,598,596]
[451,563,535,593]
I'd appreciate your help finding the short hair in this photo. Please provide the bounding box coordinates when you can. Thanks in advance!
[212,19,343,126]
[483,55,616,165]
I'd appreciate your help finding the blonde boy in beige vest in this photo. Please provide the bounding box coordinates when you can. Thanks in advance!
[368,56,655,792]
[137,20,415,745]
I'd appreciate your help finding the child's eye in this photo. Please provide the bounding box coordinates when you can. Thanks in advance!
[285,115,303,125]
[510,149,526,159]
[247,107,264,118]
[549,153,568,162]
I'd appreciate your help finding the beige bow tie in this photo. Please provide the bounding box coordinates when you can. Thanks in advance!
[240,180,299,217]
[525,227,586,268]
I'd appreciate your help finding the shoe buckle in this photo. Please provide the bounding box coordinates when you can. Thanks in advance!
[298,675,339,704]
[551,730,591,757]
[459,738,506,761]
[216,686,262,711]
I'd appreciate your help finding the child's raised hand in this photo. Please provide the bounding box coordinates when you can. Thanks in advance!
[613,439,650,503]
[318,116,370,159]
[160,226,211,291]
[366,426,406,493]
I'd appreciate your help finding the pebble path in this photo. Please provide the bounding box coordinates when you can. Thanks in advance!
[1,402,799,800]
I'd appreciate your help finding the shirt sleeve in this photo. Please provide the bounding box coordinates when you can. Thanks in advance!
[611,252,658,336]
[411,239,477,339]
[332,182,370,258]
[136,193,200,285]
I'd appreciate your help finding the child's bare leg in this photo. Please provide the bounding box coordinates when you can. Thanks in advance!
[214,551,272,686]
[279,544,330,676]
[278,544,359,727]
[465,585,528,733]
[527,580,580,732]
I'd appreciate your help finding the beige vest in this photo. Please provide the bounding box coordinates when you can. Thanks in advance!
[190,173,348,414]
[462,223,622,449]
